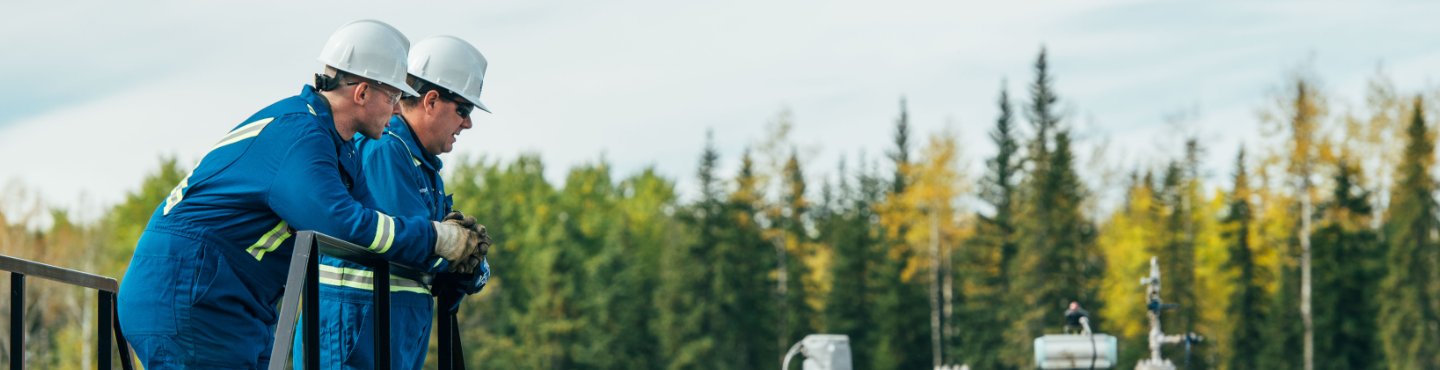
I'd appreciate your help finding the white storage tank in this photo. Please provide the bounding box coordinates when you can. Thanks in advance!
[1033,334,1118,369]
[799,334,853,370]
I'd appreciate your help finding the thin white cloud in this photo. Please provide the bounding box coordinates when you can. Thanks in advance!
[0,0,1436,216]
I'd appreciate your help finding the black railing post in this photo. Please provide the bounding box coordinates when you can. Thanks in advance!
[11,272,24,370]
[99,290,113,368]
[438,307,453,370]
[267,232,440,370]
[304,245,320,370]
[374,262,391,370]
[0,254,130,369]
[449,313,466,369]
[268,231,314,370]
[112,297,135,370]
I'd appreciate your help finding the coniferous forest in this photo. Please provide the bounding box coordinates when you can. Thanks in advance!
[3,48,1439,369]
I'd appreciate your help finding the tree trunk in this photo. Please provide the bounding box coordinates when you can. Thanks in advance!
[775,236,789,362]
[930,211,942,368]
[1301,177,1314,370]
[944,227,955,342]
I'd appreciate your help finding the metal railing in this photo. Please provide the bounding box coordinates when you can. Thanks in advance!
[0,254,135,369]
[268,231,467,370]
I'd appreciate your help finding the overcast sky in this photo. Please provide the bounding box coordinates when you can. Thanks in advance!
[1,0,1437,220]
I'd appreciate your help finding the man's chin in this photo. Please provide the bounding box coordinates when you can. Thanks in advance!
[360,129,384,140]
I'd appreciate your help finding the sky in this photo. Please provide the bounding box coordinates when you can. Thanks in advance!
[1,0,1437,221]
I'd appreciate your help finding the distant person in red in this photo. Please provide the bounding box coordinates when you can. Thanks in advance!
[1065,301,1090,334]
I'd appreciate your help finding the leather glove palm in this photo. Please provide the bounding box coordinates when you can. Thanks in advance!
[443,211,491,272]
[432,219,481,273]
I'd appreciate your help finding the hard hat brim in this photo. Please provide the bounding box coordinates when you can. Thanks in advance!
[320,61,422,98]
[392,82,421,98]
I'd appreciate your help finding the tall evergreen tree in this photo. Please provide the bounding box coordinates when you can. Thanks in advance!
[1378,96,1440,369]
[1311,160,1382,370]
[724,148,780,370]
[1010,129,1095,368]
[778,150,818,346]
[869,112,933,370]
[1223,149,1267,370]
[1025,46,1060,162]
[1006,48,1097,369]
[824,156,877,368]
[954,82,1021,370]
[656,134,722,370]
[891,98,912,195]
[1158,161,1198,351]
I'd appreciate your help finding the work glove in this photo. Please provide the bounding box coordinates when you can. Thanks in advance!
[443,211,491,258]
[434,259,490,313]
[432,219,481,273]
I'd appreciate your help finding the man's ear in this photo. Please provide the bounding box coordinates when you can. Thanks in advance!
[425,90,442,116]
[352,82,370,106]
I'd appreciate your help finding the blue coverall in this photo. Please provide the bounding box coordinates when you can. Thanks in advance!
[293,114,487,370]
[117,86,437,370]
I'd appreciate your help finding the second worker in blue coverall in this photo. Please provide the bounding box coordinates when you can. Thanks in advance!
[116,20,487,370]
[295,35,494,370]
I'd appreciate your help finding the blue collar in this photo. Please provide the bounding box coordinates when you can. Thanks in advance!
[299,85,342,141]
[386,115,444,172]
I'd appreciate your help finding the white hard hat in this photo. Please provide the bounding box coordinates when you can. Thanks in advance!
[317,20,421,97]
[407,35,490,113]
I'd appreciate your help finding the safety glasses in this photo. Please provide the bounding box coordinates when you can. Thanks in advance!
[437,89,475,119]
[348,81,403,106]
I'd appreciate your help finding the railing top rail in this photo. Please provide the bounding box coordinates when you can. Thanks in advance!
[309,232,432,285]
[0,254,119,292]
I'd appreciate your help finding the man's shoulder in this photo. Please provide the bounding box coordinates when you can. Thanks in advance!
[229,95,328,140]
[359,130,420,165]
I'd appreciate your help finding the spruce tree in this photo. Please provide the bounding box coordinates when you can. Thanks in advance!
[891,98,912,195]
[725,148,780,370]
[824,156,876,368]
[1158,161,1198,352]
[779,150,817,346]
[1007,48,1096,369]
[1378,96,1439,369]
[955,82,1021,370]
[1010,129,1094,368]
[655,132,723,370]
[1223,149,1267,370]
[869,114,932,370]
[1311,161,1382,370]
[1025,46,1060,161]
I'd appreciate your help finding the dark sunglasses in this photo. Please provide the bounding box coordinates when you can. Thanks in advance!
[436,89,475,119]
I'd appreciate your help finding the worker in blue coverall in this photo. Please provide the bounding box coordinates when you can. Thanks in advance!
[293,35,494,370]
[116,20,486,370]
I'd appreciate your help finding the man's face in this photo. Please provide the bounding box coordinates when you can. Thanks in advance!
[357,81,403,139]
[421,91,474,155]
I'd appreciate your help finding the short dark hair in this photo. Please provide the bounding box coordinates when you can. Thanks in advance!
[317,66,368,92]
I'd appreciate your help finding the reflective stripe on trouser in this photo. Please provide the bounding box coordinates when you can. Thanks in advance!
[292,281,434,370]
[317,264,430,295]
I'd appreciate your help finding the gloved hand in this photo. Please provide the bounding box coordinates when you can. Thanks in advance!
[434,259,490,313]
[444,211,491,258]
[432,219,481,273]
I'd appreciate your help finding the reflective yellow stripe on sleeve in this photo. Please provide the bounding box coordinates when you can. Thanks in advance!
[316,265,430,295]
[247,220,293,260]
[370,211,396,253]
